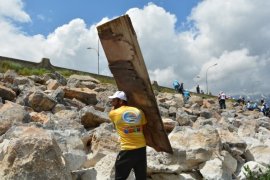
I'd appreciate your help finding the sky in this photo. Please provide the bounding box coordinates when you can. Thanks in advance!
[0,0,270,96]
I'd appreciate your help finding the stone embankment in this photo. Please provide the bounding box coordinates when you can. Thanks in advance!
[0,69,269,180]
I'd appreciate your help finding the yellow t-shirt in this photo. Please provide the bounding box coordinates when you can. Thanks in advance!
[109,106,147,150]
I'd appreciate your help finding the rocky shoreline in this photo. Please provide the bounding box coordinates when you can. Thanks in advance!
[0,70,269,180]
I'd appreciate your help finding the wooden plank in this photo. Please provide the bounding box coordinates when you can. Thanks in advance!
[97,15,173,154]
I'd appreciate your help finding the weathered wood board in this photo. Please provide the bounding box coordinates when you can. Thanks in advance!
[97,15,173,154]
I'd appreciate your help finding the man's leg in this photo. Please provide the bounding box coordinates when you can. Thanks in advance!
[133,147,147,180]
[115,150,133,180]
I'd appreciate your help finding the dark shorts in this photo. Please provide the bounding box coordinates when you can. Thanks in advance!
[115,146,147,180]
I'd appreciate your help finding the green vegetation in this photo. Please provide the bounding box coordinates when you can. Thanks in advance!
[0,61,50,76]
[244,165,270,180]
[0,60,116,84]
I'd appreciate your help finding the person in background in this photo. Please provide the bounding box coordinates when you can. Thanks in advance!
[108,91,147,180]
[173,80,180,93]
[246,101,251,110]
[218,91,227,109]
[196,85,200,94]
[179,82,184,94]
[260,98,265,106]
[261,102,269,116]
[183,90,191,104]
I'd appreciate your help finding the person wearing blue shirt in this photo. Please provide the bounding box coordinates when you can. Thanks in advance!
[183,90,191,104]
[173,80,180,92]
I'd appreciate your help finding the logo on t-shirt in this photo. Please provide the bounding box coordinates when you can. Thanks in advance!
[122,111,141,123]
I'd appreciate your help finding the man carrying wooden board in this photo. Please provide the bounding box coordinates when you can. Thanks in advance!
[97,14,173,179]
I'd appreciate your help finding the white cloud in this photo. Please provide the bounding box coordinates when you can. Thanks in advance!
[0,0,270,96]
[149,66,178,85]
[0,0,30,22]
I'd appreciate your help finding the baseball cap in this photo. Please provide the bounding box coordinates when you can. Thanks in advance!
[108,91,127,101]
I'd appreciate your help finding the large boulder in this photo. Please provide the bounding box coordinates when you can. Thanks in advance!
[82,123,120,168]
[80,106,110,128]
[0,84,16,101]
[168,125,221,171]
[147,125,221,175]
[245,145,270,166]
[3,69,17,83]
[0,126,72,180]
[0,101,30,135]
[217,128,247,157]
[62,87,98,105]
[162,118,178,133]
[199,151,237,180]
[28,91,57,112]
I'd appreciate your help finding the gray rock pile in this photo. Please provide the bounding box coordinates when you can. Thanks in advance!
[0,69,269,180]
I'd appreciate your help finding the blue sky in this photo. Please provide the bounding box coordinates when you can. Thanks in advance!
[23,0,200,36]
[1,0,270,95]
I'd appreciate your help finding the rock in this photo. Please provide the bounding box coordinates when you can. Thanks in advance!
[43,71,67,86]
[71,168,97,180]
[256,126,270,143]
[0,84,16,101]
[176,112,192,126]
[162,118,178,133]
[151,172,202,179]
[237,119,258,137]
[168,106,177,117]
[64,98,86,109]
[28,91,57,112]
[94,153,138,180]
[44,110,83,131]
[190,96,203,106]
[245,145,270,166]
[159,106,169,117]
[151,173,185,180]
[178,172,202,180]
[220,151,238,174]
[193,117,214,128]
[0,126,72,180]
[200,110,212,119]
[82,123,120,167]
[63,149,87,170]
[69,74,100,84]
[202,99,212,108]
[80,106,110,128]
[147,147,182,174]
[168,125,221,171]
[217,128,247,157]
[14,76,34,86]
[199,157,233,180]
[52,104,67,113]
[28,75,45,84]
[95,154,117,180]
[30,111,49,124]
[0,101,30,135]
[62,87,98,105]
[47,79,60,90]
[221,110,237,118]
[3,69,17,83]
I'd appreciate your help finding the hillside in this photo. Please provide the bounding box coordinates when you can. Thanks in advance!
[0,69,269,180]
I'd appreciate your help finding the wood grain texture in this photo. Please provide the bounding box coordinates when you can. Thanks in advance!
[97,15,173,154]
